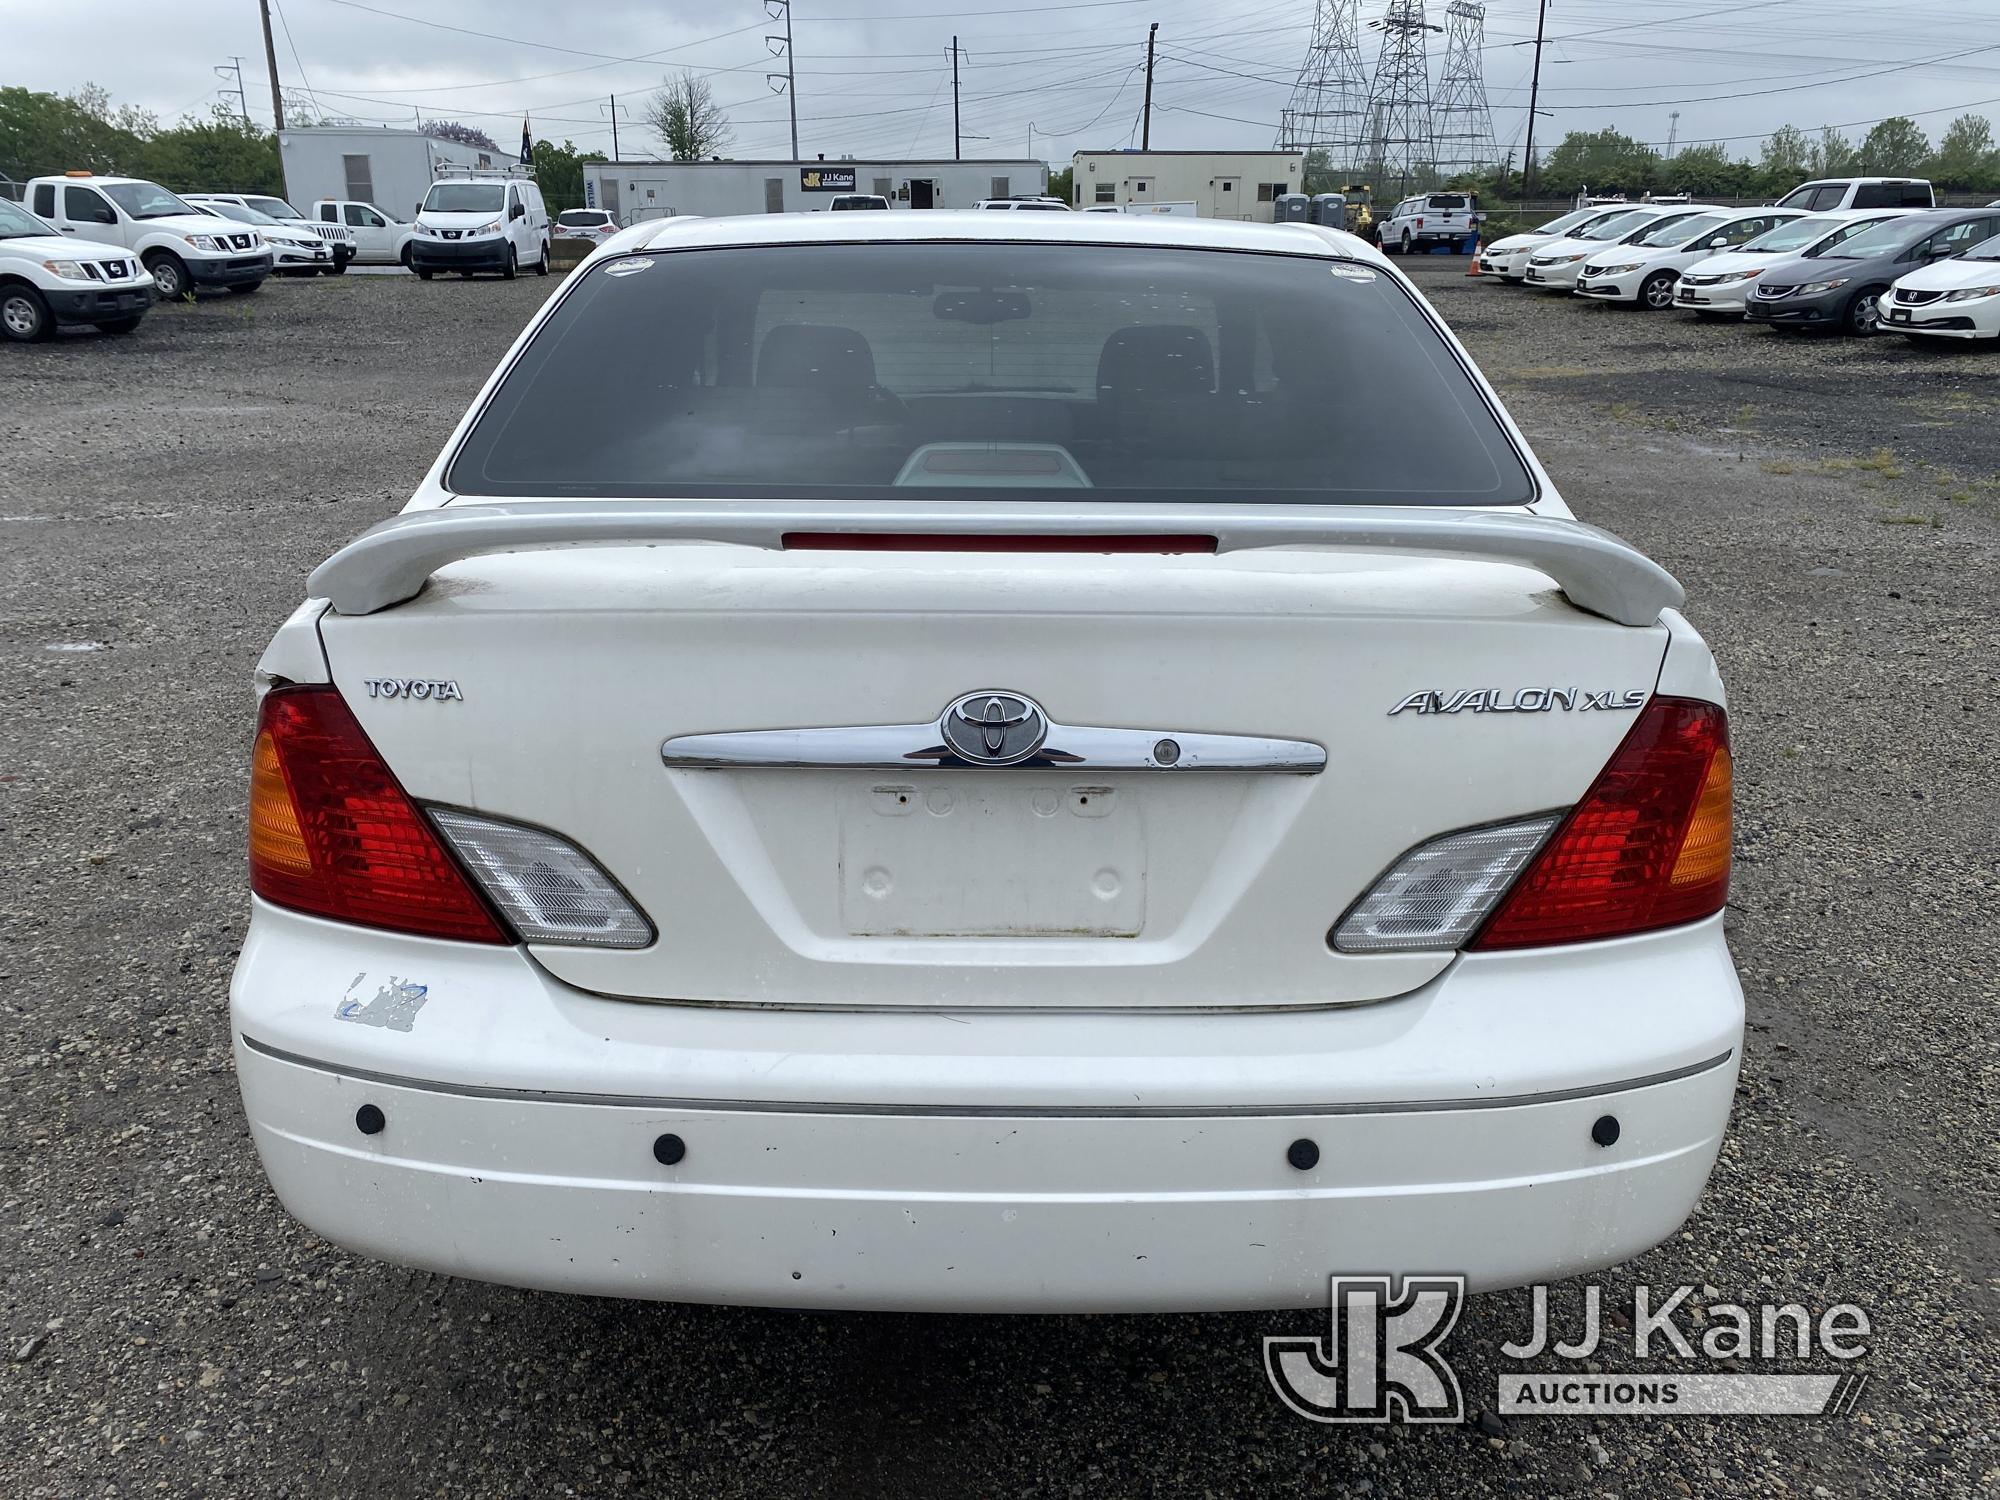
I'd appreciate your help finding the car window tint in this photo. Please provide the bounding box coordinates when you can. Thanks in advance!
[449,243,1533,508]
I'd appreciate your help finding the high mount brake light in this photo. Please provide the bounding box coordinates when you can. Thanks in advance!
[249,686,509,943]
[1471,696,1731,950]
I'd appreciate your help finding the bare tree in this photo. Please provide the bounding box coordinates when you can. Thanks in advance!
[644,71,733,161]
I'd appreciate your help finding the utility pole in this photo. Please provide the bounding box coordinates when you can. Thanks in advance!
[766,1,798,158]
[1141,22,1159,149]
[1519,0,1549,202]
[950,36,962,160]
[256,1,285,129]
[602,96,629,160]
[1666,110,1681,161]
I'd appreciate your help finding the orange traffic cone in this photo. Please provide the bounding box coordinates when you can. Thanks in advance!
[1466,241,1484,277]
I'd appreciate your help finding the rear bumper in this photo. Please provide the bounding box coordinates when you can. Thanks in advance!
[45,285,154,323]
[410,237,510,270]
[231,902,1743,1311]
[189,254,271,287]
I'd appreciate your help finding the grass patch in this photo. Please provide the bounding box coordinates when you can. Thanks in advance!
[1872,512,1939,527]
[1761,460,1796,475]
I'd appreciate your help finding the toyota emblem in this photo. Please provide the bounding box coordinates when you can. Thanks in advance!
[939,691,1049,767]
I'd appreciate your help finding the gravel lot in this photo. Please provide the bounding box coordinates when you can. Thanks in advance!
[3,257,1996,1498]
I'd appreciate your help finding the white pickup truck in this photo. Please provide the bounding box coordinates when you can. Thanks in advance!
[1377,191,1482,254]
[312,200,418,267]
[0,195,155,341]
[26,173,271,300]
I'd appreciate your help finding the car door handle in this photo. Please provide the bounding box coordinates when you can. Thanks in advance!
[60,225,77,232]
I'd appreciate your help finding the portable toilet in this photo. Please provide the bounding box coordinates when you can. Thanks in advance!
[1309,193,1347,228]
[1274,193,1310,222]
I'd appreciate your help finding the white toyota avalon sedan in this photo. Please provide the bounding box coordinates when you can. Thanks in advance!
[232,211,1742,1312]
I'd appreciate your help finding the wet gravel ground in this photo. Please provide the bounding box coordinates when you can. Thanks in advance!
[3,261,1996,1498]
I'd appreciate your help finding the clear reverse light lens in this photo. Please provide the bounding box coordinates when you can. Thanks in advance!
[1332,814,1562,953]
[428,808,653,949]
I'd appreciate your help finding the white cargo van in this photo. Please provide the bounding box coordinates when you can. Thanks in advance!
[408,169,549,281]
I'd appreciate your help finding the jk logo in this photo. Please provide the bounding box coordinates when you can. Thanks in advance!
[1264,1275,1467,1424]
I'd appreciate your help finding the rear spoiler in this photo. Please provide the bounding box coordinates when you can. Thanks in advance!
[307,501,1684,627]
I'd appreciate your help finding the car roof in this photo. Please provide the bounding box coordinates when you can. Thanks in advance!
[626,209,1388,263]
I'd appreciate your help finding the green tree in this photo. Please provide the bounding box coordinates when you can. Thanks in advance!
[1539,129,1659,197]
[1759,124,1811,190]
[1857,116,1929,175]
[137,107,282,195]
[1662,143,1751,196]
[531,137,606,214]
[645,71,732,161]
[1930,112,1998,190]
[0,85,146,181]
[1808,127,1857,177]
[1302,147,1339,195]
[1045,165,1073,204]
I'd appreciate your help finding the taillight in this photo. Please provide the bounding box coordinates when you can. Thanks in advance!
[249,686,509,943]
[1472,697,1731,950]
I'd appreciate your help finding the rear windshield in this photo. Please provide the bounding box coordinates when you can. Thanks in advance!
[448,243,1532,507]
[1426,194,1469,210]
[558,210,609,226]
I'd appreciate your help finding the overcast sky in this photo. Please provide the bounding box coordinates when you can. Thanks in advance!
[13,0,2000,164]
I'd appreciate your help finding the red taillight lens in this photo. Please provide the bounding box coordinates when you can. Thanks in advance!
[249,686,509,944]
[1472,696,1731,950]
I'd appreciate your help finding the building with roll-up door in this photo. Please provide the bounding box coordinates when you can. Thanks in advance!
[1070,150,1305,221]
[580,159,1049,223]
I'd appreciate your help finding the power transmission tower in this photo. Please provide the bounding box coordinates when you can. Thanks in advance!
[214,59,249,127]
[765,0,798,159]
[1666,111,1681,160]
[1433,1,1495,179]
[1274,0,1370,174]
[1361,1,1442,197]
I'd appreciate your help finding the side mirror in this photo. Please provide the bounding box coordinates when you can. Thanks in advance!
[510,202,526,221]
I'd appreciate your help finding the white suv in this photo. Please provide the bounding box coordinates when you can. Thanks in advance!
[26,174,271,300]
[234,212,1740,1313]
[0,196,155,341]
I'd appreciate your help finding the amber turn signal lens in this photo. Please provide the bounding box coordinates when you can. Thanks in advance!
[1670,742,1732,891]
[248,728,312,877]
